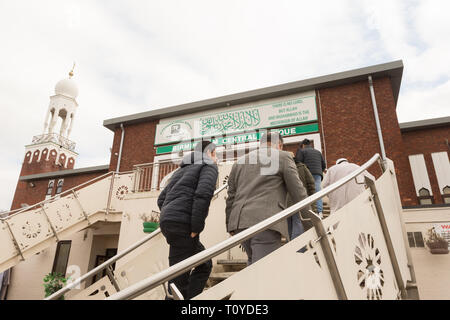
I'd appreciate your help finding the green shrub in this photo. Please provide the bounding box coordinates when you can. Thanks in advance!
[43,272,68,300]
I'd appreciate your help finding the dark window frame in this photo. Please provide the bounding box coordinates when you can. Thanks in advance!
[55,179,64,195]
[442,186,450,204]
[46,180,55,197]
[418,187,433,206]
[51,240,72,276]
[407,232,425,248]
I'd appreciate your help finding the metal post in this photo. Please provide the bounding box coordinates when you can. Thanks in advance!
[40,205,60,242]
[105,266,121,292]
[136,167,142,192]
[2,220,25,261]
[105,173,116,216]
[151,163,160,191]
[162,282,174,300]
[72,190,91,225]
[364,176,408,299]
[305,210,347,300]
[132,168,138,193]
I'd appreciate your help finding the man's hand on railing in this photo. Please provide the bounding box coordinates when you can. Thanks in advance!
[191,232,198,238]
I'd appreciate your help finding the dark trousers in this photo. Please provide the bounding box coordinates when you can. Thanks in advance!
[239,229,282,266]
[160,221,212,300]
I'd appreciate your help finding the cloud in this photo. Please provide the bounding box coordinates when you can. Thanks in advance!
[0,0,449,210]
[398,80,450,122]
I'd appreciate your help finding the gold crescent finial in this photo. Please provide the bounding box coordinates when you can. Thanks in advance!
[69,62,75,78]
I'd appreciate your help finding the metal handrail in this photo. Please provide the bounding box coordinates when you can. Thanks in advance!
[1,171,114,220]
[133,159,181,168]
[1,208,22,217]
[107,153,382,300]
[45,183,229,300]
[1,170,136,220]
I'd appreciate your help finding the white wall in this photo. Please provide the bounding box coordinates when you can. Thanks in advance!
[6,221,120,300]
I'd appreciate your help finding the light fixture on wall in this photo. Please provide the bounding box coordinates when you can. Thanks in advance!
[29,182,35,188]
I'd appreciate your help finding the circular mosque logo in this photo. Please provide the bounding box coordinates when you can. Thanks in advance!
[160,121,192,142]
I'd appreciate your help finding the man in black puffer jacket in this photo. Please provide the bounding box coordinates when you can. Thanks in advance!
[158,140,218,300]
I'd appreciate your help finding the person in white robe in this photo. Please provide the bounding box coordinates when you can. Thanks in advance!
[322,158,375,214]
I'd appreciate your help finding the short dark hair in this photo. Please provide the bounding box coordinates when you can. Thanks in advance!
[301,138,311,146]
[194,140,216,153]
[260,132,283,146]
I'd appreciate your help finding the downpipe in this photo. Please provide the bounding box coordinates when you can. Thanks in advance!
[116,124,125,173]
[368,76,387,170]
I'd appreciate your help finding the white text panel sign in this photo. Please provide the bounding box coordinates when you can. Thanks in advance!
[155,91,317,145]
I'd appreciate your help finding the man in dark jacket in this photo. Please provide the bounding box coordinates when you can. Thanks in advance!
[286,157,316,239]
[295,139,326,218]
[157,140,218,299]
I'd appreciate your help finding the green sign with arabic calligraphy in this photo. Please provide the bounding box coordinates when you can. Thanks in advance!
[155,90,317,145]
[156,123,319,155]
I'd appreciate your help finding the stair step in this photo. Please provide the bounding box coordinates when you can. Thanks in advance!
[217,259,247,266]
[209,272,235,281]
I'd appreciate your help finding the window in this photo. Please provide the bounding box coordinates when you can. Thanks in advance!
[407,232,425,248]
[443,186,450,204]
[51,241,72,276]
[431,152,450,203]
[409,154,433,204]
[418,188,433,205]
[56,179,64,195]
[46,180,55,199]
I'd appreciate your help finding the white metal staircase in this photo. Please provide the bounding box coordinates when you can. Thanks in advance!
[0,171,134,274]
[101,154,418,300]
[4,154,419,300]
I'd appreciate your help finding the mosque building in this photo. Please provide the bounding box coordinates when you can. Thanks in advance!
[1,60,449,300]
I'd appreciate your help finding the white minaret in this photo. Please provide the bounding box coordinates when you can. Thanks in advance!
[24,65,79,170]
[43,63,79,139]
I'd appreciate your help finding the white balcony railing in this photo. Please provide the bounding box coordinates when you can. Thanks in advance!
[133,160,180,192]
[31,133,76,151]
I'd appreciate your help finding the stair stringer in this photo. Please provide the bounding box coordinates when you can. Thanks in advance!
[0,172,134,273]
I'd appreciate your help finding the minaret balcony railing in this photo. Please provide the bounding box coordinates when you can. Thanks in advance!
[31,133,76,151]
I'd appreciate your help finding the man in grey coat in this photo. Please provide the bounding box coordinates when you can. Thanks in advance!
[225,132,310,265]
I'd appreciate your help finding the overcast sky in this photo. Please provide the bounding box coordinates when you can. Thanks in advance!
[0,0,449,211]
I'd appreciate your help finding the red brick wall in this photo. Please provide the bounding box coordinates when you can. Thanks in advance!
[318,77,415,206]
[401,126,450,205]
[108,120,159,172]
[11,145,82,211]
[20,148,73,177]
[10,171,108,211]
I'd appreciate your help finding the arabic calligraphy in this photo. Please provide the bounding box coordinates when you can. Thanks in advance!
[200,109,261,135]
